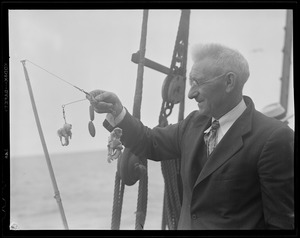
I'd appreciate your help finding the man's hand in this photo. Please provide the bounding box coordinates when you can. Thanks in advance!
[86,90,123,117]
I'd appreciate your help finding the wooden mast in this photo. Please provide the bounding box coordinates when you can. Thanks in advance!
[279,10,293,116]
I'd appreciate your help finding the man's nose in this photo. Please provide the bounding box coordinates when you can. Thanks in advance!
[188,87,198,99]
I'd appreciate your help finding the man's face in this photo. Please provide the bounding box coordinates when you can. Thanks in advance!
[188,58,228,118]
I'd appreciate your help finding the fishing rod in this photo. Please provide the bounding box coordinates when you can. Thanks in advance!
[23,59,98,104]
[21,60,69,229]
[20,58,100,228]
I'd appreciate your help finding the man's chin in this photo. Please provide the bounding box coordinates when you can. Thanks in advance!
[197,103,210,117]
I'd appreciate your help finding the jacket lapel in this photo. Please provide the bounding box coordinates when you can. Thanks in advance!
[193,97,254,187]
[183,114,211,188]
[188,114,211,162]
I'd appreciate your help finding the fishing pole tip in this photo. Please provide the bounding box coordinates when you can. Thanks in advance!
[82,90,93,98]
[85,92,97,103]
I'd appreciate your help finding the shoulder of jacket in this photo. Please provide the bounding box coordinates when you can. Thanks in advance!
[252,109,293,135]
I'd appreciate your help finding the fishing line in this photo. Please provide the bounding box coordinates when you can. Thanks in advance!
[24,59,92,97]
[20,59,69,229]
[21,59,97,145]
[62,98,87,107]
[61,98,87,124]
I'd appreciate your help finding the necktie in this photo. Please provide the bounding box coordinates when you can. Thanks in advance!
[204,120,220,155]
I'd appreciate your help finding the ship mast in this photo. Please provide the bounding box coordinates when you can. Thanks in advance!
[279,10,293,117]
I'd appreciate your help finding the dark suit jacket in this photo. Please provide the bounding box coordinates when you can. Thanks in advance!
[103,96,294,230]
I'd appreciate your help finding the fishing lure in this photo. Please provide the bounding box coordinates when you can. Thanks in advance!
[88,105,96,137]
[23,60,98,144]
[57,105,73,146]
[57,98,98,146]
[57,123,72,146]
[107,127,123,163]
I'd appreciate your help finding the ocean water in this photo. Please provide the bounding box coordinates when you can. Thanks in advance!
[10,150,165,230]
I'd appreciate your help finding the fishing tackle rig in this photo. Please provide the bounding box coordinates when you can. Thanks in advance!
[59,97,98,146]
[21,59,99,147]
[57,99,85,146]
[21,59,69,229]
[57,122,72,146]
[20,58,123,229]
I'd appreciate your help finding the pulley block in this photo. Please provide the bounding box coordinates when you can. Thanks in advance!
[161,74,185,104]
[117,148,147,186]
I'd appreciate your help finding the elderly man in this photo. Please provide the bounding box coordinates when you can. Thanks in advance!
[87,43,294,230]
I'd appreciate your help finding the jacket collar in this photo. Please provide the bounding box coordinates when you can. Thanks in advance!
[193,96,254,187]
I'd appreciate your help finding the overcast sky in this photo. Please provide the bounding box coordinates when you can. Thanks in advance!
[9,9,294,157]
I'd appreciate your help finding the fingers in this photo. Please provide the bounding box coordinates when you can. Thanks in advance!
[86,90,114,104]
[86,89,104,102]
[94,91,116,103]
[89,89,105,98]
[93,101,114,113]
[87,89,122,115]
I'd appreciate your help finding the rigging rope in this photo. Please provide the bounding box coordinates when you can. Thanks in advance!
[110,10,149,230]
[135,158,148,230]
[110,9,188,230]
[133,9,149,230]
[159,10,190,230]
[111,172,125,229]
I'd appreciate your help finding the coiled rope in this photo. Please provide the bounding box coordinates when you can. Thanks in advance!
[135,158,148,230]
[160,160,181,229]
[111,172,125,230]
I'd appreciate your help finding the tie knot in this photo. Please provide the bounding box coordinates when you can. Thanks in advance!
[211,120,220,131]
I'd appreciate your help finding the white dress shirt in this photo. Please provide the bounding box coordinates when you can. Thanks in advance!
[204,98,247,145]
[106,107,127,127]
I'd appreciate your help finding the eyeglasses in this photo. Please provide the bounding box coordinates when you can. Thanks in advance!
[189,72,227,88]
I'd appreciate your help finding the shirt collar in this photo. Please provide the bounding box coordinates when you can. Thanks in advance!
[204,98,247,134]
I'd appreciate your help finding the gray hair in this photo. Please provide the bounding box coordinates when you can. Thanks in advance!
[191,43,250,85]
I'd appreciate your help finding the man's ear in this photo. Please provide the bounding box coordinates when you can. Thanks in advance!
[225,72,236,93]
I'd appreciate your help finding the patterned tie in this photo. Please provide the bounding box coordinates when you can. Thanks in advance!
[204,120,220,156]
